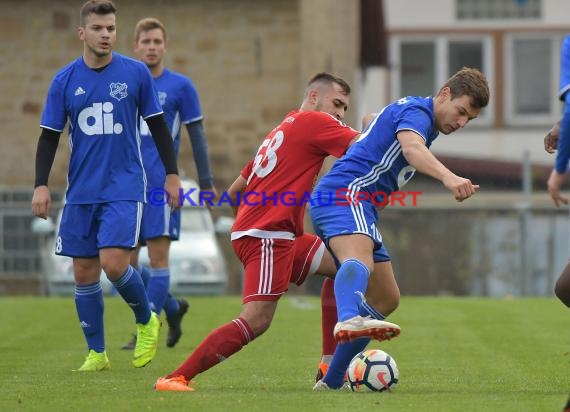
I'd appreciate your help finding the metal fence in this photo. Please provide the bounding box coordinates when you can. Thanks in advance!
[0,187,63,294]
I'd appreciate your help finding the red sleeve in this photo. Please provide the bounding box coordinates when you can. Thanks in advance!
[240,159,254,179]
[300,112,359,158]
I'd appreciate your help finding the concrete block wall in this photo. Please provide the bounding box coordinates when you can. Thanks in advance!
[0,0,359,192]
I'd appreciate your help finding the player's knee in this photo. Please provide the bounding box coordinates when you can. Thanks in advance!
[368,289,400,317]
[100,261,128,279]
[240,304,275,338]
[247,314,273,338]
[382,292,400,316]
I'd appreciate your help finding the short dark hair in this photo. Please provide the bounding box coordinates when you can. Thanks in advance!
[135,17,167,43]
[440,67,490,109]
[79,0,116,27]
[307,72,351,96]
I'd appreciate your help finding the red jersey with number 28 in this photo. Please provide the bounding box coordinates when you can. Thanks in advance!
[231,110,359,240]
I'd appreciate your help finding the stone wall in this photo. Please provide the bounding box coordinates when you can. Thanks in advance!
[0,0,359,191]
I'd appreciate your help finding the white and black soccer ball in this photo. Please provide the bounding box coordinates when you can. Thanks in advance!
[347,349,399,392]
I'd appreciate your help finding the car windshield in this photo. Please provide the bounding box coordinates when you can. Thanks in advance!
[180,208,212,232]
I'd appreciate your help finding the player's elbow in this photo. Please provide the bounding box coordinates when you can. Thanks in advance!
[401,145,420,165]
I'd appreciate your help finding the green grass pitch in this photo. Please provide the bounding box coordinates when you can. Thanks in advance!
[0,296,568,411]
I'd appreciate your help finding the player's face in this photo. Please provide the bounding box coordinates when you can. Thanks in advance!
[436,88,480,135]
[315,83,350,120]
[134,28,166,69]
[78,13,116,58]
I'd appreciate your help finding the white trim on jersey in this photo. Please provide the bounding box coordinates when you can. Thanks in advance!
[39,125,64,133]
[396,127,428,142]
[182,115,204,124]
[560,84,570,99]
[231,229,295,241]
[142,110,164,120]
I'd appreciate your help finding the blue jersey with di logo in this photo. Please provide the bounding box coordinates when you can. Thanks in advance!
[139,68,203,190]
[40,52,163,204]
[313,96,439,204]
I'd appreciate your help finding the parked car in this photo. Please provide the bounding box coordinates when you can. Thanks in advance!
[31,210,114,296]
[32,180,229,296]
[139,206,229,295]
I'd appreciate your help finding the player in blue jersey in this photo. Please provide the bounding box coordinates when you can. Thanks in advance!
[545,34,570,310]
[310,67,490,390]
[118,17,217,350]
[31,0,182,371]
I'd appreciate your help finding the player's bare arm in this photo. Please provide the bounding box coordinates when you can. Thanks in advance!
[165,174,182,210]
[397,130,479,202]
[544,119,560,154]
[361,112,377,130]
[227,174,247,217]
[547,169,569,207]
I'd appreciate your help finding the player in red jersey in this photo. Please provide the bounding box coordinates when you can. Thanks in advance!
[230,159,341,381]
[155,73,400,391]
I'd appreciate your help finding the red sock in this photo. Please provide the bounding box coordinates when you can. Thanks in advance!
[168,317,253,380]
[321,277,337,357]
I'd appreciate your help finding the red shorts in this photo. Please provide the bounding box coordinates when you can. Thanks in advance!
[290,233,325,286]
[232,233,325,303]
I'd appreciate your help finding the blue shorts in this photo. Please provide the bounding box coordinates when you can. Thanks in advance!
[56,201,143,257]
[139,202,181,244]
[309,200,390,262]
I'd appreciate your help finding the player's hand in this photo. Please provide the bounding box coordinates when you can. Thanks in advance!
[547,169,569,207]
[544,128,559,154]
[442,173,479,202]
[165,174,182,211]
[31,185,51,219]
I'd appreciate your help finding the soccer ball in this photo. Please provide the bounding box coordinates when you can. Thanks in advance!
[347,349,399,392]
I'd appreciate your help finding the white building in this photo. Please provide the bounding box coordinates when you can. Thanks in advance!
[358,0,570,168]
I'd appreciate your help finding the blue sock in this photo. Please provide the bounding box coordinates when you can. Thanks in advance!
[112,266,151,324]
[139,265,151,288]
[75,282,105,352]
[146,267,170,313]
[323,299,386,388]
[334,258,370,321]
[323,338,369,388]
[163,294,179,317]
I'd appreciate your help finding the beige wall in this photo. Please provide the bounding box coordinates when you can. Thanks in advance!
[0,0,359,190]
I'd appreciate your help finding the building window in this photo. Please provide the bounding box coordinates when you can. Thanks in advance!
[457,0,541,20]
[390,35,494,126]
[401,42,435,98]
[504,33,563,126]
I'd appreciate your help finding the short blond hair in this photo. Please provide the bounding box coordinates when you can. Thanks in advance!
[134,17,167,43]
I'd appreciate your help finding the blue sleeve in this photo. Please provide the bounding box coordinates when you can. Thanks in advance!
[395,105,433,142]
[186,120,214,188]
[555,93,570,173]
[139,65,163,119]
[40,77,67,132]
[180,78,203,123]
[560,35,570,100]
